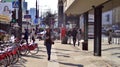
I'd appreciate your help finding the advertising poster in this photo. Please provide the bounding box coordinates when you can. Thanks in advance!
[0,2,13,22]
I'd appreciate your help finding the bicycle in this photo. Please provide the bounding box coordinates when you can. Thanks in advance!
[17,39,39,56]
[0,42,20,66]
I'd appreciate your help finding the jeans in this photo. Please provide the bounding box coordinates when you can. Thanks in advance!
[46,43,52,60]
[73,37,76,46]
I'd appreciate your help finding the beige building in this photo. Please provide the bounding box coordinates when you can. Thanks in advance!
[63,0,120,26]
[58,0,120,56]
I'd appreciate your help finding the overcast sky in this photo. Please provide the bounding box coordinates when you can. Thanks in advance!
[25,0,58,12]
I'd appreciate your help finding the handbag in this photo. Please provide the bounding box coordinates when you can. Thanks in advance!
[51,41,54,44]
[51,39,54,44]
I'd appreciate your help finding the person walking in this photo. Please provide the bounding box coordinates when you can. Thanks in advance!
[44,28,54,61]
[72,28,78,46]
[24,29,29,44]
[30,28,36,43]
[67,29,72,44]
[77,28,81,46]
[108,29,113,44]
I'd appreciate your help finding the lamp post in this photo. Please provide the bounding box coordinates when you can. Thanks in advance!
[18,0,22,40]
[35,0,39,33]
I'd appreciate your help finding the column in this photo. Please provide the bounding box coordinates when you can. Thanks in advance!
[82,12,88,50]
[94,6,103,56]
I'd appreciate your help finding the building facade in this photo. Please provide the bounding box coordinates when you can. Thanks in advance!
[60,0,120,56]
[29,8,36,24]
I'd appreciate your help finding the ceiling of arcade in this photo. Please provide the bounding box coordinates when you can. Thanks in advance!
[64,0,120,16]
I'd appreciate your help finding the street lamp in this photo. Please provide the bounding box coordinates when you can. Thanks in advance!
[18,0,22,39]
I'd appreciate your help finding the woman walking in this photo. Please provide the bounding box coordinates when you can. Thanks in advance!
[30,28,36,43]
[44,28,53,61]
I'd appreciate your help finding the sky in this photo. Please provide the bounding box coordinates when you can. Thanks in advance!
[25,0,58,12]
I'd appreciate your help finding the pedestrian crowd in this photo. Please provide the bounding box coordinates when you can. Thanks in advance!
[66,27,82,46]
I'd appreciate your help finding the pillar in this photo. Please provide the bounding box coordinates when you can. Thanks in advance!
[94,6,103,56]
[82,12,88,50]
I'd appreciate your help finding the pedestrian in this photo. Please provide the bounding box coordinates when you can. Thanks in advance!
[72,28,78,46]
[77,28,81,46]
[108,29,113,44]
[30,28,36,43]
[44,28,54,61]
[23,29,29,44]
[67,29,72,44]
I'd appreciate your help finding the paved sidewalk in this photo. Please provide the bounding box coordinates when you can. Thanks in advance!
[10,39,120,67]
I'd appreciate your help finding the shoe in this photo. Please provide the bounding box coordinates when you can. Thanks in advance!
[48,57,50,61]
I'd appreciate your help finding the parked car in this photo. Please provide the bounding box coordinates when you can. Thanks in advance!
[112,30,120,37]
[102,28,107,34]
[37,31,46,40]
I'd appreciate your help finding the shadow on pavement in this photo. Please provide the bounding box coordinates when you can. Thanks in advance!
[53,48,72,51]
[50,60,83,67]
[118,56,120,58]
[23,54,45,59]
[102,47,120,51]
[102,47,120,58]
[59,62,83,67]
[57,54,70,58]
[9,57,27,67]
[112,53,120,58]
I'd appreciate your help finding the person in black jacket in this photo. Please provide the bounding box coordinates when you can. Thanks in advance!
[44,28,53,61]
[67,29,72,44]
[24,29,29,44]
[72,28,77,46]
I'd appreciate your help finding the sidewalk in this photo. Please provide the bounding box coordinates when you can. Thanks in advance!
[76,39,120,67]
[10,39,120,67]
[54,39,120,67]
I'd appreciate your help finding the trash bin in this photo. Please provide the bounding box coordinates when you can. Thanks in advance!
[61,36,68,44]
[82,42,88,50]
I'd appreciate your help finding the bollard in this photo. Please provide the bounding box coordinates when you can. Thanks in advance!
[82,42,88,50]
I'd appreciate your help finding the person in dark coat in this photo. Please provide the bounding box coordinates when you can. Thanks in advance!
[44,28,53,61]
[24,29,29,44]
[108,29,113,44]
[72,28,78,46]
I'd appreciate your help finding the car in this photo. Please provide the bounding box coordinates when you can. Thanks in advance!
[37,31,46,40]
[112,30,120,37]
[102,29,107,34]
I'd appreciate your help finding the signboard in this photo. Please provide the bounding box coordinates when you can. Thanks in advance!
[12,1,19,8]
[34,18,38,25]
[2,0,15,2]
[24,15,31,19]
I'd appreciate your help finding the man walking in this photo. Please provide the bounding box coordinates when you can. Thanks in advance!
[72,28,77,46]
